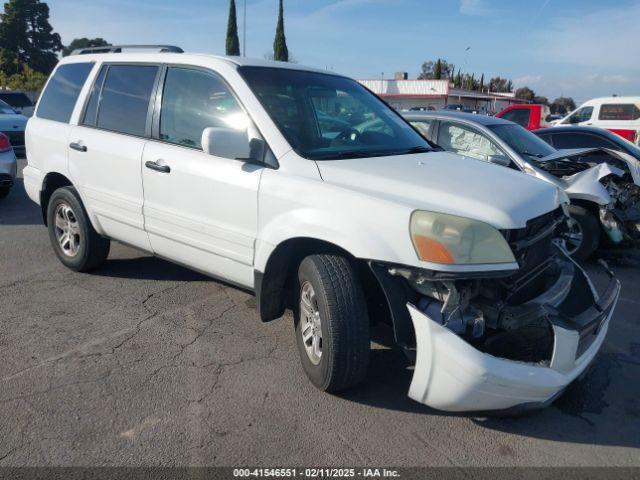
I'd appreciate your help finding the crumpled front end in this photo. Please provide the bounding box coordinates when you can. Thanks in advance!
[371,207,621,413]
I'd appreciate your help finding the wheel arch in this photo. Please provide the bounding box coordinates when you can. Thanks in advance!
[254,237,391,329]
[40,172,73,225]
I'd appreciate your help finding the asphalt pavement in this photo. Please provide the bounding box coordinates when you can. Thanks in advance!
[1,159,639,467]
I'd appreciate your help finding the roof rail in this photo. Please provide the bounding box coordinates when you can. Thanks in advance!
[70,45,184,55]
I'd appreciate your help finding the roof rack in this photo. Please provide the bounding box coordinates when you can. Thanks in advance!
[70,45,184,55]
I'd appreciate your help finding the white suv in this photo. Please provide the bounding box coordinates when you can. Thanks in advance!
[25,46,620,413]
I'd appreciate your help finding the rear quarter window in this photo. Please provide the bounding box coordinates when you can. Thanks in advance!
[598,104,640,121]
[37,63,94,123]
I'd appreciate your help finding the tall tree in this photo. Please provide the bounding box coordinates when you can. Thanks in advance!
[226,0,240,56]
[515,86,535,102]
[418,59,452,80]
[273,0,289,62]
[433,59,442,79]
[479,73,484,92]
[62,38,110,57]
[0,0,63,75]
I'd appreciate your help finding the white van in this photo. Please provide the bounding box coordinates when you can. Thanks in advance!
[24,45,620,413]
[556,97,640,145]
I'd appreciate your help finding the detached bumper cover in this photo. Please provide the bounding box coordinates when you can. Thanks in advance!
[407,267,620,412]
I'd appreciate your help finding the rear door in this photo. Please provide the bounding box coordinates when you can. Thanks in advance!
[141,65,262,288]
[68,63,161,251]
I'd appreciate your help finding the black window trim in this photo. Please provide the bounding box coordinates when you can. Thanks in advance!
[78,61,163,140]
[35,61,96,124]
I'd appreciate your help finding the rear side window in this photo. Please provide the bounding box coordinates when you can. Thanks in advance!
[82,65,108,127]
[500,109,530,128]
[95,65,159,136]
[553,132,617,150]
[37,63,94,123]
[598,104,640,121]
[0,92,33,108]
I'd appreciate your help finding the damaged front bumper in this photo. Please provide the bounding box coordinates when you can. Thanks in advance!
[406,263,620,412]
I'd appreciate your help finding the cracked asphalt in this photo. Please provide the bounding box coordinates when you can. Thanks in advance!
[1,159,639,467]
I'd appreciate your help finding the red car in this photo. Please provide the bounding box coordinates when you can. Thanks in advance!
[495,104,552,131]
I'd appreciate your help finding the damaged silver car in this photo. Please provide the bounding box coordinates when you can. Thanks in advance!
[403,111,640,260]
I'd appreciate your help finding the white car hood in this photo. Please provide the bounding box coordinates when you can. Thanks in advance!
[316,152,564,230]
[0,113,27,131]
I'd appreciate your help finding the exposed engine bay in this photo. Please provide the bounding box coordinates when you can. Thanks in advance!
[531,148,640,245]
[372,207,617,366]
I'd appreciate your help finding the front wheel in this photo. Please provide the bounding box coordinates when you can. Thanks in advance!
[47,186,111,272]
[561,205,600,261]
[294,254,370,393]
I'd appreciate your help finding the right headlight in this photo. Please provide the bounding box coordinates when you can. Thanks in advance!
[410,211,517,265]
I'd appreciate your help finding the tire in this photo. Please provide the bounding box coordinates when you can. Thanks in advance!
[294,254,370,393]
[46,186,110,272]
[0,186,9,199]
[565,205,600,261]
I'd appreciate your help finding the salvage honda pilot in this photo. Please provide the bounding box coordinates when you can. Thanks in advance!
[24,46,621,413]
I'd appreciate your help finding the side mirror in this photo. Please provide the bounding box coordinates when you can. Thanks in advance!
[487,154,511,167]
[201,127,257,161]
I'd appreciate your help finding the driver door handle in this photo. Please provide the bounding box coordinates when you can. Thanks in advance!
[69,142,87,152]
[145,160,171,174]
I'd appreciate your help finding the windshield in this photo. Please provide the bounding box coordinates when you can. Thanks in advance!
[489,123,556,160]
[0,99,16,114]
[239,66,431,160]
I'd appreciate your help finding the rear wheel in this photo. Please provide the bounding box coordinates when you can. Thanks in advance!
[562,205,600,261]
[47,186,110,272]
[294,254,370,392]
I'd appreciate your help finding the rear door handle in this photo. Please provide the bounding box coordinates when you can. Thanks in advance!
[145,160,171,173]
[69,142,87,152]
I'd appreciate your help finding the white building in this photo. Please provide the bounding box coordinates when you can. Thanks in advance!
[358,78,520,114]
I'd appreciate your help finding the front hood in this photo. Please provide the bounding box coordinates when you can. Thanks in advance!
[0,113,27,130]
[316,152,564,230]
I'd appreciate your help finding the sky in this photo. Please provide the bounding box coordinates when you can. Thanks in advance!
[45,0,640,104]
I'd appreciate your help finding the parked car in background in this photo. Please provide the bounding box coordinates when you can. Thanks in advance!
[403,111,640,259]
[495,104,552,131]
[23,46,620,413]
[555,97,640,145]
[0,91,35,117]
[0,132,18,199]
[0,99,27,157]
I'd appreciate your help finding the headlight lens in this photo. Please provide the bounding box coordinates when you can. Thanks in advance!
[410,211,516,265]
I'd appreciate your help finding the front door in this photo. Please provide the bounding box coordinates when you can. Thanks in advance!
[141,66,262,288]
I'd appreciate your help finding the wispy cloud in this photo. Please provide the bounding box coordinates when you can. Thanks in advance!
[459,0,488,16]
[532,3,640,69]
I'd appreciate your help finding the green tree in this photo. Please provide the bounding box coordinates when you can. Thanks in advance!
[62,38,110,57]
[0,0,63,75]
[550,97,576,115]
[533,96,549,106]
[433,59,442,79]
[226,0,240,56]
[418,59,453,80]
[479,73,484,92]
[488,76,513,93]
[273,0,289,62]
[515,86,536,102]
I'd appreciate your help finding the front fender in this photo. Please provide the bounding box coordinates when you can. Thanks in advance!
[564,163,622,205]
